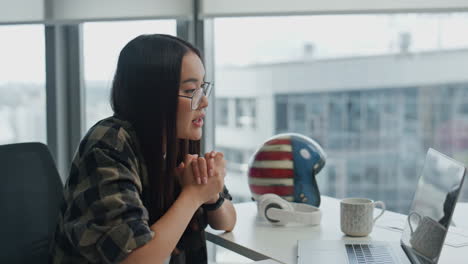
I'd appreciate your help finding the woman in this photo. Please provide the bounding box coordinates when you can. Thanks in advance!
[50,34,237,264]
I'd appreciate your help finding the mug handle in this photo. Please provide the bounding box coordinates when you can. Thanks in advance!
[407,211,422,234]
[373,201,386,223]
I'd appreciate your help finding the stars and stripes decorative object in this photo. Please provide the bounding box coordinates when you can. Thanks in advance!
[248,133,326,207]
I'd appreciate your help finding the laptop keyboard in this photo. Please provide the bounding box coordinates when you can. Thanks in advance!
[345,244,395,264]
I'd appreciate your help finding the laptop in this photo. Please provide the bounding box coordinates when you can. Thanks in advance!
[298,148,466,264]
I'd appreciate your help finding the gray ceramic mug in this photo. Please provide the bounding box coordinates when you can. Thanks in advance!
[340,198,386,237]
[408,211,446,259]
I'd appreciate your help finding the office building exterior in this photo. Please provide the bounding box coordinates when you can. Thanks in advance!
[215,49,468,213]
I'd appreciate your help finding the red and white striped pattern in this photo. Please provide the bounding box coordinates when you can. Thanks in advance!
[248,136,294,201]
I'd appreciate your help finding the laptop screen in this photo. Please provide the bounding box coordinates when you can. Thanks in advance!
[400,148,466,264]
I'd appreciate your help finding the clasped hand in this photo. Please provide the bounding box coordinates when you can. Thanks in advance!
[176,151,226,204]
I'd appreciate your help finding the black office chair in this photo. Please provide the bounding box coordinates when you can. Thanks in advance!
[0,142,63,264]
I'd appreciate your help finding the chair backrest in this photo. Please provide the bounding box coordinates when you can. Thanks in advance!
[0,142,63,264]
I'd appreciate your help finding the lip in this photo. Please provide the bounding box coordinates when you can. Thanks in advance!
[192,113,205,121]
[192,113,205,128]
[192,118,204,127]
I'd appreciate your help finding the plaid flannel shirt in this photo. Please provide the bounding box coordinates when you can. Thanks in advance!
[50,116,230,264]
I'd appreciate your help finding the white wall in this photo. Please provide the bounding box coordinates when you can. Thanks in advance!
[273,49,468,93]
[49,0,192,22]
[0,0,44,23]
[201,0,468,17]
[216,67,274,97]
[224,49,468,94]
[3,0,468,24]
[216,66,276,150]
[0,0,191,24]
[216,95,275,150]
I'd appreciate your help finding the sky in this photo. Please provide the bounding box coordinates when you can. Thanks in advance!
[2,13,468,84]
[214,13,468,65]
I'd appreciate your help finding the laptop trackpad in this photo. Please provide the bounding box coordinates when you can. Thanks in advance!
[297,240,348,263]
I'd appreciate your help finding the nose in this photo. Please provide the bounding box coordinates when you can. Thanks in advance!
[197,94,209,110]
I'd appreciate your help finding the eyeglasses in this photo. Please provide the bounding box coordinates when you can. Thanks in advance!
[178,82,213,110]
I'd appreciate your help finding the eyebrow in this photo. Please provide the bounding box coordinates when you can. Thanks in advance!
[181,78,199,84]
[181,78,206,84]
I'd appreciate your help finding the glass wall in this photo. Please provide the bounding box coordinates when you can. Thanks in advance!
[0,25,46,145]
[83,20,177,130]
[214,14,468,213]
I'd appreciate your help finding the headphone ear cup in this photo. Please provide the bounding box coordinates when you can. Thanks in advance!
[258,194,293,226]
[257,193,281,212]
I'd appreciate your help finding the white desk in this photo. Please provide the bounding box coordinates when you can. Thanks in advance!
[206,196,468,264]
[453,202,468,229]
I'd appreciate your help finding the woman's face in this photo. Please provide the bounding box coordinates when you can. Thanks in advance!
[177,52,208,140]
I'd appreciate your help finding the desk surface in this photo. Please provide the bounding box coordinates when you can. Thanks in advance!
[206,196,468,264]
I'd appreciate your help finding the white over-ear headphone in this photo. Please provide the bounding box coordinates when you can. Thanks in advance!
[257,193,321,226]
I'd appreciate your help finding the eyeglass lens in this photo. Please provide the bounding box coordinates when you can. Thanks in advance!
[191,83,211,110]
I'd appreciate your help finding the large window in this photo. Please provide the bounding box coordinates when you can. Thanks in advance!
[83,20,177,130]
[216,98,229,126]
[0,25,46,145]
[235,98,256,128]
[214,14,468,211]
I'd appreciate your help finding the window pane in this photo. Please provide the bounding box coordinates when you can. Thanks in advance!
[214,14,468,211]
[235,98,256,128]
[276,101,288,131]
[216,98,229,126]
[0,25,46,145]
[83,20,177,130]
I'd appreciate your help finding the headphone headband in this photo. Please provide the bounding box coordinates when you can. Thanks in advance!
[257,193,321,226]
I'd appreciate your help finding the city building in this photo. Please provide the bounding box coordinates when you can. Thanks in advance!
[216,48,468,213]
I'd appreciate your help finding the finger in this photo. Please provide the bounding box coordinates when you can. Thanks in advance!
[204,152,213,173]
[198,157,208,184]
[176,162,185,177]
[182,156,192,172]
[194,159,201,185]
[204,152,215,172]
[178,162,185,169]
[191,155,201,183]
[193,154,204,185]
[184,154,196,166]
[204,151,216,160]
[214,153,225,171]
[214,152,224,162]
[185,155,201,184]
[209,157,215,177]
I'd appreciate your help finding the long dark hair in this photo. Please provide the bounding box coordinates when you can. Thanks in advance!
[111,34,202,224]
